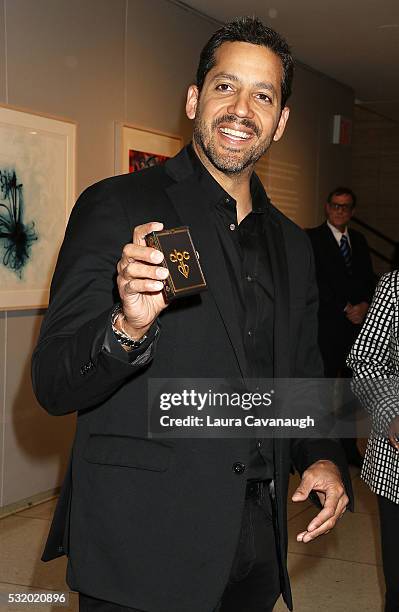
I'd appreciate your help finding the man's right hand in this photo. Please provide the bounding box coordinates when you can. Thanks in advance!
[116,222,170,340]
[388,415,399,452]
[344,301,369,325]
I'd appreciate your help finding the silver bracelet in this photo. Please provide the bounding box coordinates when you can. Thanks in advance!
[111,305,148,350]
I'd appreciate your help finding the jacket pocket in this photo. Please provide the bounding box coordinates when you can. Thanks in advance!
[84,434,172,472]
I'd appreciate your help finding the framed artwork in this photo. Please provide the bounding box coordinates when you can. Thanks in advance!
[0,105,76,310]
[114,123,182,175]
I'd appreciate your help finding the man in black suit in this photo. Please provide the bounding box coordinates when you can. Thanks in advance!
[32,18,351,612]
[307,187,375,464]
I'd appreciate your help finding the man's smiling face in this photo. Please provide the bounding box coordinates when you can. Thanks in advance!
[186,41,290,175]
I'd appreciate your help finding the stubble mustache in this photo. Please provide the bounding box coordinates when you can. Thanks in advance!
[211,114,261,138]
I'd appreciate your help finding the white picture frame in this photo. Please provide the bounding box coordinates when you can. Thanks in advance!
[114,123,182,175]
[0,105,76,310]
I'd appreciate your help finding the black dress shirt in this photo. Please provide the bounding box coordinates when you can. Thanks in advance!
[188,145,274,480]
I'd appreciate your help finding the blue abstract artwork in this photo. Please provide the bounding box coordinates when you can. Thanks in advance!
[0,106,75,309]
[0,169,38,278]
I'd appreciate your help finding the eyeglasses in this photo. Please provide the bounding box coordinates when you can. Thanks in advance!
[328,203,353,212]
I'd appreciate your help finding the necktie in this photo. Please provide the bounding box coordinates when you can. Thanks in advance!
[339,234,352,270]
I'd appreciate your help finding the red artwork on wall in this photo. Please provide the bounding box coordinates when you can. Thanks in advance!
[129,150,169,173]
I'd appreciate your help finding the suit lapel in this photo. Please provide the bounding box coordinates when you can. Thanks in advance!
[262,209,291,499]
[263,210,290,377]
[164,152,247,376]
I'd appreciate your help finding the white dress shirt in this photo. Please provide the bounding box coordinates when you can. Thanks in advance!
[327,221,351,247]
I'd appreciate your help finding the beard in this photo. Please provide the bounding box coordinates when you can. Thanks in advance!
[193,113,274,174]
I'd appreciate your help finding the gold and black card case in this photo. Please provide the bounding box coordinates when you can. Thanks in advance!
[145,226,207,301]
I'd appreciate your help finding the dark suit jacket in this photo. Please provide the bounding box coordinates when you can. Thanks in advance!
[306,222,375,374]
[32,147,351,612]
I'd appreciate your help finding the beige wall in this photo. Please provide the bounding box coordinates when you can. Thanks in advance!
[352,105,399,276]
[259,64,353,228]
[0,0,353,508]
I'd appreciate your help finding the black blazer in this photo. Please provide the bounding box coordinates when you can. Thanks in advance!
[307,222,375,367]
[32,148,351,612]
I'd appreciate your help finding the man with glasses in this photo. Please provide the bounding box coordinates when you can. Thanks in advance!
[307,187,375,465]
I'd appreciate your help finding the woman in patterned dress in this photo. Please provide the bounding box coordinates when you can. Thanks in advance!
[347,270,399,612]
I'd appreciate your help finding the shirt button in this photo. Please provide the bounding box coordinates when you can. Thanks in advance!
[229,223,236,231]
[225,197,230,204]
[246,275,252,282]
[256,440,263,449]
[232,462,246,474]
[248,330,252,336]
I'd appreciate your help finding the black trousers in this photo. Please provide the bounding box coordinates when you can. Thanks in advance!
[216,483,281,611]
[79,483,281,612]
[377,494,399,612]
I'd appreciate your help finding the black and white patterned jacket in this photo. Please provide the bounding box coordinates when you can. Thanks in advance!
[347,270,399,504]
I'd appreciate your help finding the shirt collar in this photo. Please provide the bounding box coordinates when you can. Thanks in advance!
[187,142,270,215]
[187,143,228,206]
[327,220,351,246]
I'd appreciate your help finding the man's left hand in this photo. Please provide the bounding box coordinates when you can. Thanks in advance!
[291,459,349,543]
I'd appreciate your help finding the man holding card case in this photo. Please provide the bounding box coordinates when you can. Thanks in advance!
[32,16,352,612]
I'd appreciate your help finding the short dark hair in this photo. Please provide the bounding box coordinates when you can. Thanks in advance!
[196,16,294,109]
[327,187,357,208]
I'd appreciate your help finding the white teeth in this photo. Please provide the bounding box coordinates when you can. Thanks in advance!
[219,127,251,139]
